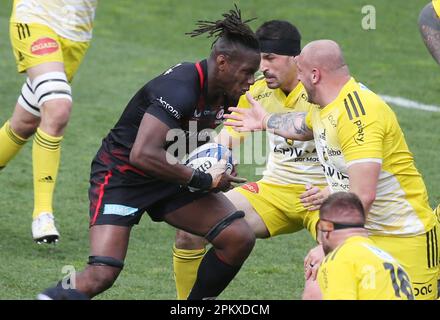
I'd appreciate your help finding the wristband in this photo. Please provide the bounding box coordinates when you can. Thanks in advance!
[187,169,212,192]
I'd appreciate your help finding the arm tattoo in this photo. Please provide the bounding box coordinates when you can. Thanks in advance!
[419,3,440,64]
[267,112,311,136]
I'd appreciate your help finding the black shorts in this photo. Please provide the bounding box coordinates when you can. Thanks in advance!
[88,145,207,227]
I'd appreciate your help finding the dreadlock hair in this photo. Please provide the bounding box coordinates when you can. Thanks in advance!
[186,4,260,58]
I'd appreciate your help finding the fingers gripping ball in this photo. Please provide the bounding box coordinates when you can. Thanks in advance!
[185,143,233,192]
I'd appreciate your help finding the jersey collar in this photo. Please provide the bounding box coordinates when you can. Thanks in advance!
[275,81,305,109]
[197,59,209,98]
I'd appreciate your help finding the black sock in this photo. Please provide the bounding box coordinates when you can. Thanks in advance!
[187,247,242,300]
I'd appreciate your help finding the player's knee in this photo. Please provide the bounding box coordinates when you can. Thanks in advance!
[175,229,206,250]
[225,218,256,253]
[39,99,72,136]
[31,71,73,135]
[211,213,256,256]
[10,112,39,138]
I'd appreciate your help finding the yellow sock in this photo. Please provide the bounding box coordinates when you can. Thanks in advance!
[173,245,206,300]
[32,128,63,219]
[0,120,28,170]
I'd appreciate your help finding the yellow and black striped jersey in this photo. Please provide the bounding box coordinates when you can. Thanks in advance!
[433,0,440,16]
[226,78,326,186]
[305,77,435,236]
[11,0,97,42]
[318,236,414,300]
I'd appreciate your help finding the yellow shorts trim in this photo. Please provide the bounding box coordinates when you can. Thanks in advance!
[235,181,326,239]
[370,223,440,300]
[9,22,89,82]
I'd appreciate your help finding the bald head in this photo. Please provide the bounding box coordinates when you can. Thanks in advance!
[319,192,365,226]
[300,39,348,74]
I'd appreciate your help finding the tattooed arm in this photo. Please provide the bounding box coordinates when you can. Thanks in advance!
[224,92,313,141]
[265,112,314,141]
[419,2,440,65]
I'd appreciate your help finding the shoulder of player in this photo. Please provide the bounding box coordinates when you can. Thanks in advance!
[323,241,366,265]
[336,87,389,124]
[148,63,200,99]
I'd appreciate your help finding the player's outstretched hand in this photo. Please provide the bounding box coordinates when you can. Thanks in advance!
[224,93,269,132]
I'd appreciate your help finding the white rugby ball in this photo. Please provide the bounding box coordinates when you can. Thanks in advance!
[185,143,233,175]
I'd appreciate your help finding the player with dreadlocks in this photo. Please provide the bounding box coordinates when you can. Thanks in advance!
[38,6,261,300]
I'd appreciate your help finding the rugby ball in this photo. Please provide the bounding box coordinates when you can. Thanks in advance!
[185,143,233,175]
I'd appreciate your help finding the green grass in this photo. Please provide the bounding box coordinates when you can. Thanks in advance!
[0,0,439,299]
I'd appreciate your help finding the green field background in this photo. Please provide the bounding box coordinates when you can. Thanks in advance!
[0,0,439,299]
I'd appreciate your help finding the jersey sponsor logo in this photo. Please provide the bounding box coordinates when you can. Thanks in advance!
[322,164,349,183]
[254,92,271,101]
[326,148,342,156]
[30,37,59,56]
[353,119,365,145]
[274,145,307,157]
[327,114,337,128]
[344,91,366,120]
[319,129,326,141]
[157,96,181,119]
[241,182,259,194]
[414,283,433,297]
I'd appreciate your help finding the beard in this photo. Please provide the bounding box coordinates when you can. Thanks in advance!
[264,72,280,89]
[304,84,318,105]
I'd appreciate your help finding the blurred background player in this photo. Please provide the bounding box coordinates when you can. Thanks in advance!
[0,0,98,244]
[419,0,440,64]
[316,192,414,300]
[224,39,440,300]
[172,20,329,300]
[38,6,261,300]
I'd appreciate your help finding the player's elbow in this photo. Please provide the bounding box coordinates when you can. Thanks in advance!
[359,191,376,212]
[129,146,157,172]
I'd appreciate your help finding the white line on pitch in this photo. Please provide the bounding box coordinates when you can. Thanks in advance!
[380,95,440,112]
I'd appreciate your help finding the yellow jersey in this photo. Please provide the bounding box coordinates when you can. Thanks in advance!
[318,236,415,300]
[433,0,440,17]
[306,78,435,236]
[11,0,97,42]
[227,79,326,186]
